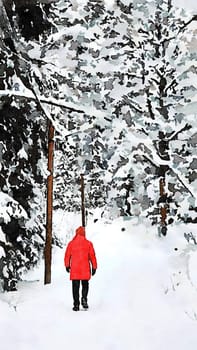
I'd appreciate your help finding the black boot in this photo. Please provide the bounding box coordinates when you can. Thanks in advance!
[81,297,88,309]
[73,304,79,311]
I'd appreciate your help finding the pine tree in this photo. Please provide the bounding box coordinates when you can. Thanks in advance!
[0,0,52,290]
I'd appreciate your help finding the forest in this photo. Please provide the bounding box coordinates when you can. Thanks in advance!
[0,0,196,291]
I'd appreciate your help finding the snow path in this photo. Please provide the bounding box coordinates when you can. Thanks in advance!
[1,218,197,350]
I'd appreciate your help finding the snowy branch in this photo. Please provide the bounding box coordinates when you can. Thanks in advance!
[0,90,84,113]
[137,146,195,198]
[168,124,192,141]
[3,0,58,5]
[161,15,197,46]
[170,169,195,198]
[178,15,197,33]
[122,95,145,114]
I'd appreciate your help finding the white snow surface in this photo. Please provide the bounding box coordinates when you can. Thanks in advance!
[0,212,197,350]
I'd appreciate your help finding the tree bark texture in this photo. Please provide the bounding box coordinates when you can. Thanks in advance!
[44,121,54,284]
[80,174,85,227]
[159,178,167,225]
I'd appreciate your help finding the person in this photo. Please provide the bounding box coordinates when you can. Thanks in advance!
[64,226,97,311]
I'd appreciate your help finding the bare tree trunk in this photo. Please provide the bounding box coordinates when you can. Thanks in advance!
[159,178,167,225]
[44,120,54,284]
[80,174,85,227]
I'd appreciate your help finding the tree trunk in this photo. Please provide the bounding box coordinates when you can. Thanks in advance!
[80,174,85,227]
[44,120,54,284]
[159,178,167,225]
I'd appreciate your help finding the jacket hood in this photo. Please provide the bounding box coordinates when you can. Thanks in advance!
[75,226,86,236]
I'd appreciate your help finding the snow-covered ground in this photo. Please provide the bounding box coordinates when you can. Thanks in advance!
[0,211,197,350]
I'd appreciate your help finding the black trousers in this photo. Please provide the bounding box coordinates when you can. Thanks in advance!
[72,280,89,306]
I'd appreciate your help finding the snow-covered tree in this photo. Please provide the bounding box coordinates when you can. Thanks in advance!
[101,0,197,228]
[0,0,53,290]
[0,93,47,290]
[51,0,197,226]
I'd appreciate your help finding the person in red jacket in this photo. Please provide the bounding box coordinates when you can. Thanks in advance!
[64,226,97,311]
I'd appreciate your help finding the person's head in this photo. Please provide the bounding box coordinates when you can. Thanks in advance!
[76,226,85,236]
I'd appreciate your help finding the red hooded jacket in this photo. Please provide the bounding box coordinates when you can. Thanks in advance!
[64,226,97,280]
